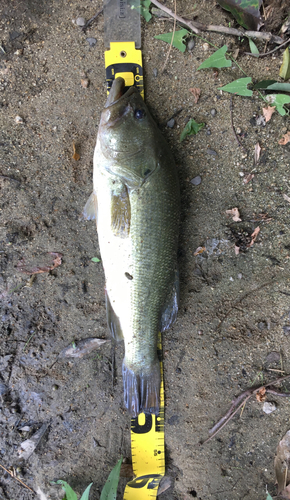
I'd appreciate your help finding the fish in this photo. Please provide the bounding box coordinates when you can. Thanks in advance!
[83,77,180,416]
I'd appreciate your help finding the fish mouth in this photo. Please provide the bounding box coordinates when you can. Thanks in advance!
[105,77,137,108]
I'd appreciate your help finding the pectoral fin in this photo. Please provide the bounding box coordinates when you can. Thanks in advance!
[82,192,98,221]
[111,184,131,238]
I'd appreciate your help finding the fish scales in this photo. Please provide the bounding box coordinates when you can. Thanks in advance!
[89,77,180,416]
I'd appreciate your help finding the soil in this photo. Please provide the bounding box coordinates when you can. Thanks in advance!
[1,1,290,499]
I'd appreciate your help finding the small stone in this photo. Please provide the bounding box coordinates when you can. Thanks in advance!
[187,39,195,51]
[236,127,242,134]
[207,148,217,155]
[202,43,209,51]
[15,115,24,124]
[237,273,243,279]
[81,78,90,88]
[153,68,158,77]
[210,108,217,117]
[190,175,201,186]
[167,118,175,128]
[52,384,59,391]
[263,402,276,414]
[14,49,23,56]
[76,17,86,26]
[86,37,97,47]
[258,321,266,330]
[206,128,211,135]
[239,172,244,177]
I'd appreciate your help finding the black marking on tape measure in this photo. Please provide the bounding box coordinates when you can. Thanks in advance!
[127,474,162,489]
[131,412,164,435]
[106,63,143,94]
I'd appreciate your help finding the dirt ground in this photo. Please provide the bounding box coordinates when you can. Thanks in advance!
[1,1,290,499]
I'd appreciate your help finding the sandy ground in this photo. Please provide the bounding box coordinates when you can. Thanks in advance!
[1,1,290,499]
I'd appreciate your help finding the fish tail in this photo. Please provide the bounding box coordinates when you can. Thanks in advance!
[122,358,161,417]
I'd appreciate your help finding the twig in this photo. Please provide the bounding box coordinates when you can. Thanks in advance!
[82,8,103,32]
[161,0,176,72]
[150,1,284,44]
[150,0,199,34]
[0,175,20,183]
[0,463,35,493]
[245,37,290,57]
[230,96,246,151]
[202,374,290,445]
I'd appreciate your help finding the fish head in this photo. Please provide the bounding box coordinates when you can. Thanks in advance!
[98,77,158,187]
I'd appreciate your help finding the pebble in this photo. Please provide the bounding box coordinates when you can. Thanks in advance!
[167,118,175,128]
[207,148,217,155]
[81,78,90,88]
[206,128,211,135]
[187,39,195,51]
[237,273,243,279]
[202,43,209,51]
[153,68,158,77]
[76,17,86,26]
[15,115,24,124]
[86,37,97,47]
[263,402,277,414]
[210,108,217,117]
[236,127,242,134]
[190,175,201,186]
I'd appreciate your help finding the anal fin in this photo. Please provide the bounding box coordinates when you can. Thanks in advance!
[82,192,98,221]
[105,291,123,341]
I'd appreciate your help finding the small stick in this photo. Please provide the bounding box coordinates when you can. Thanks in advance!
[161,0,176,72]
[0,463,35,493]
[230,96,246,152]
[267,368,285,374]
[82,8,103,32]
[150,0,199,34]
[245,37,290,57]
[267,389,290,397]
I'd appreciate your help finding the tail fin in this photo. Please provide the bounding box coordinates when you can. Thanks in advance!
[122,358,161,417]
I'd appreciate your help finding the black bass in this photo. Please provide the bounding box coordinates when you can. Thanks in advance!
[84,77,180,416]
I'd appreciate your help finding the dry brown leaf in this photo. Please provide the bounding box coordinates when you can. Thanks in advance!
[120,463,134,478]
[262,106,275,122]
[274,430,290,494]
[17,252,63,274]
[72,142,80,160]
[189,87,201,104]
[279,132,290,145]
[256,386,266,402]
[243,173,254,184]
[194,246,206,256]
[234,245,240,255]
[226,207,241,222]
[81,78,90,88]
[248,226,260,247]
[254,142,261,164]
[59,338,109,359]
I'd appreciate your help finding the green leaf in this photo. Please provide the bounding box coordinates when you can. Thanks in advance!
[252,80,277,90]
[91,257,100,263]
[141,0,152,22]
[100,457,122,500]
[51,481,77,500]
[180,119,205,142]
[154,28,189,53]
[266,94,290,116]
[266,82,290,92]
[197,45,231,70]
[218,77,253,96]
[266,493,273,500]
[279,47,290,81]
[80,483,93,500]
[248,38,259,55]
[216,0,263,31]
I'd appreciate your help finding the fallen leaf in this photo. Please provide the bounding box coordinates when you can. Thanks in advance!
[157,476,172,496]
[248,226,260,247]
[17,252,63,274]
[254,142,261,164]
[243,173,254,184]
[59,337,109,359]
[216,0,263,31]
[262,106,275,122]
[194,246,206,256]
[279,47,290,81]
[256,386,266,402]
[226,207,241,222]
[120,463,134,478]
[279,132,290,145]
[274,430,290,493]
[189,87,201,103]
[72,142,80,161]
[180,119,205,142]
[18,424,49,461]
[234,245,240,255]
[283,193,290,203]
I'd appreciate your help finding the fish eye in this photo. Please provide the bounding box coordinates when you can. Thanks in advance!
[134,109,145,120]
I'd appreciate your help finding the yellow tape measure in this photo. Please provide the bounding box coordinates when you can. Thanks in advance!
[124,334,165,499]
[104,42,164,499]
